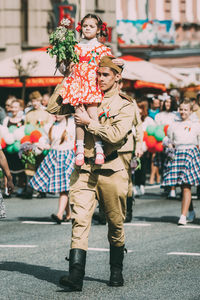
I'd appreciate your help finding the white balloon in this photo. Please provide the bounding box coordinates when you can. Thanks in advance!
[4,133,14,145]
[13,126,25,141]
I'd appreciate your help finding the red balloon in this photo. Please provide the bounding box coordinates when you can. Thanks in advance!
[21,135,31,144]
[1,138,6,149]
[164,124,169,136]
[143,131,148,142]
[30,130,42,143]
[146,135,157,149]
[154,142,164,152]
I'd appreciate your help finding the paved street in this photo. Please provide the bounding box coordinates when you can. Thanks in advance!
[0,186,200,300]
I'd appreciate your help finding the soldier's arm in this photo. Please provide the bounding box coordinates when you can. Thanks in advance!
[87,102,135,144]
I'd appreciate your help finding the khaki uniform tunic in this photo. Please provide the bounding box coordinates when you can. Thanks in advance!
[69,87,135,250]
[118,97,143,198]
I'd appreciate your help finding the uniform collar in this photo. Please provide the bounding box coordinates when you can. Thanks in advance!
[103,86,119,99]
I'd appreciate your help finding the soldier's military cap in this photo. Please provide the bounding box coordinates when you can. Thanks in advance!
[99,56,123,74]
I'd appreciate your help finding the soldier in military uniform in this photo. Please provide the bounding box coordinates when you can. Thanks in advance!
[50,56,137,291]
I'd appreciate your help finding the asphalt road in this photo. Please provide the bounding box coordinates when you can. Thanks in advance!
[0,186,200,300]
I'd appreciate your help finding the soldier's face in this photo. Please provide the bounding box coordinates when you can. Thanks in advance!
[97,67,120,92]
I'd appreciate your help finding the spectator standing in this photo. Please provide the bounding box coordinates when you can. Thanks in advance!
[41,93,50,109]
[134,100,154,196]
[29,114,75,223]
[162,99,200,225]
[0,146,14,218]
[22,91,53,198]
[148,96,161,185]
[155,94,178,199]
[3,99,26,197]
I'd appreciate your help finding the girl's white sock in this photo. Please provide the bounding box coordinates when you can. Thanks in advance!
[95,141,104,154]
[76,140,84,153]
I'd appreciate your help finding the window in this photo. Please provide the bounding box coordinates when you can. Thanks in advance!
[21,0,28,45]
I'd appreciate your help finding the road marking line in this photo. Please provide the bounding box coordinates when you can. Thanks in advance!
[88,247,133,253]
[124,223,151,226]
[179,225,200,229]
[168,252,200,256]
[22,221,71,225]
[0,245,37,248]
[145,185,160,189]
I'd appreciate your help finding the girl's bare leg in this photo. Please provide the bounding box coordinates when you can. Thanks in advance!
[75,106,85,166]
[181,185,191,216]
[178,184,191,225]
[149,154,156,184]
[87,104,104,164]
[57,192,69,220]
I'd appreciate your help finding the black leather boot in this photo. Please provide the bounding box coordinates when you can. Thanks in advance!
[124,197,133,223]
[109,245,124,287]
[59,248,86,291]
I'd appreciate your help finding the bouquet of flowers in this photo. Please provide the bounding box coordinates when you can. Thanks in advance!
[18,142,37,175]
[47,18,79,69]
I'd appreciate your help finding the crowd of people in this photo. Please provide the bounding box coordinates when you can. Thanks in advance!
[0,12,200,292]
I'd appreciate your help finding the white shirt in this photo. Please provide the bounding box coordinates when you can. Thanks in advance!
[155,111,178,125]
[167,120,200,146]
[42,116,75,151]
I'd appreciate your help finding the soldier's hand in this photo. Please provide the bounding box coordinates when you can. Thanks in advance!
[75,107,91,126]
[112,58,124,67]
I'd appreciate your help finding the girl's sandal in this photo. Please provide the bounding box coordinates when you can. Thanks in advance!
[75,152,84,166]
[95,153,105,165]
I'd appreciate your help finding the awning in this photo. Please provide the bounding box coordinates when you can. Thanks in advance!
[0,49,62,87]
[133,80,166,91]
[121,56,188,88]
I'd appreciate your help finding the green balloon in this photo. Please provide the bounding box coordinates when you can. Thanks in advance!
[43,150,49,156]
[8,125,17,133]
[13,140,21,153]
[24,124,35,135]
[154,128,165,141]
[6,144,14,153]
[146,125,156,136]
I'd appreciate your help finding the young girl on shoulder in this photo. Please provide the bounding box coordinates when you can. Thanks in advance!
[29,114,75,223]
[59,14,123,166]
[162,99,200,225]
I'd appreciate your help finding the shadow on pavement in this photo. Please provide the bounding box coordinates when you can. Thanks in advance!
[17,216,53,222]
[0,261,108,292]
[133,215,200,225]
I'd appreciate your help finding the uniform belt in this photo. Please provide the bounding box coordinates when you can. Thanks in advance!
[85,151,118,165]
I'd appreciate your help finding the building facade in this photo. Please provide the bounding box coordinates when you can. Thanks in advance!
[116,0,200,67]
[0,0,117,61]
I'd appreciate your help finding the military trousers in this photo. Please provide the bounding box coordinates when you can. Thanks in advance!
[118,152,133,198]
[69,167,129,250]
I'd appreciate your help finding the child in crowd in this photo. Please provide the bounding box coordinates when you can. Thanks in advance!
[59,14,123,166]
[133,100,153,196]
[30,114,75,224]
[0,145,14,218]
[162,99,200,225]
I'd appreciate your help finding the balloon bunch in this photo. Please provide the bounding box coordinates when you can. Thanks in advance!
[143,124,169,153]
[0,124,44,154]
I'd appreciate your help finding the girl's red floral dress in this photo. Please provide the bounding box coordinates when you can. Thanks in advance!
[59,38,112,106]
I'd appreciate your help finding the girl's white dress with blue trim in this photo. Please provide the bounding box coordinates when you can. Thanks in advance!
[30,116,75,193]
